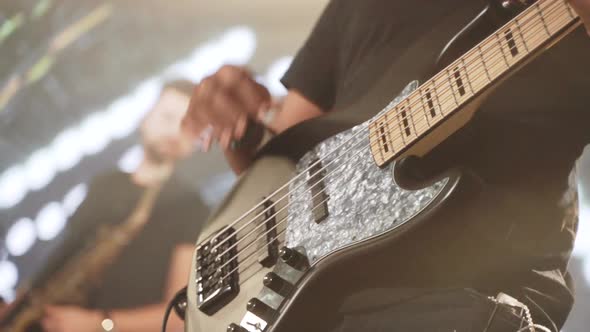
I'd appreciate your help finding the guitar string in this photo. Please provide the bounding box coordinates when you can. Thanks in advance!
[210,3,575,275]
[209,11,576,284]
[211,4,576,283]
[201,0,570,252]
[212,4,576,285]
[203,0,573,258]
[206,0,573,268]
[207,3,576,279]
[200,0,567,270]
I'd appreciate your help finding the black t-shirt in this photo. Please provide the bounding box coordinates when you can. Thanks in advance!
[282,0,590,328]
[43,171,208,309]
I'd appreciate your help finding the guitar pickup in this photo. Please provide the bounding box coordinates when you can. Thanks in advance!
[257,199,279,268]
[308,157,329,224]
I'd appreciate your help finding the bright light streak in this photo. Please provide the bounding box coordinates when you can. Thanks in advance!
[106,80,160,140]
[62,183,88,216]
[51,127,83,172]
[164,26,257,82]
[78,112,111,156]
[118,145,143,173]
[24,148,55,191]
[0,260,18,300]
[264,56,293,96]
[0,26,258,209]
[5,218,36,256]
[35,202,67,241]
[0,167,27,209]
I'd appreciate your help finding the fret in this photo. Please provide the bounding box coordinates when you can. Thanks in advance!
[408,93,429,132]
[460,57,475,95]
[400,107,412,138]
[535,2,551,36]
[405,98,419,137]
[545,0,575,33]
[417,87,432,126]
[503,28,519,58]
[389,110,406,153]
[513,17,530,53]
[445,69,460,106]
[431,79,444,116]
[520,9,545,50]
[368,0,580,167]
[394,108,407,145]
[495,32,511,67]
[452,65,468,97]
[373,118,391,161]
[477,44,492,82]
[383,112,397,153]
[482,38,507,80]
[564,1,576,18]
[376,121,386,162]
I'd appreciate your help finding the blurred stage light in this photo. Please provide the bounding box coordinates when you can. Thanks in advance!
[118,145,143,174]
[219,27,257,65]
[107,80,160,140]
[0,26,258,210]
[0,167,27,209]
[265,56,293,96]
[78,112,111,156]
[24,148,55,191]
[0,260,18,301]
[35,202,67,241]
[5,218,36,257]
[51,127,83,172]
[62,183,88,217]
[165,26,257,82]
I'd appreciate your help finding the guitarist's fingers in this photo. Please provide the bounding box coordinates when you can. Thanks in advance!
[569,0,590,35]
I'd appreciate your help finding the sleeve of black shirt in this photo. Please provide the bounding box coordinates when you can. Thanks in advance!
[280,0,345,111]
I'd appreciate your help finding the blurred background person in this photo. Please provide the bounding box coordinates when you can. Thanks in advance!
[1,80,208,332]
[38,80,207,332]
[2,1,590,331]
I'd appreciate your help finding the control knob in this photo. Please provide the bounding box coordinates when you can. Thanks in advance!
[227,323,248,332]
[279,247,308,270]
[246,298,275,321]
[263,272,293,297]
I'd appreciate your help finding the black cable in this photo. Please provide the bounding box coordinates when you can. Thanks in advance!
[162,286,188,332]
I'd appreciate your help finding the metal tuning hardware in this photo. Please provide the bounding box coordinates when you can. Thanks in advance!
[195,227,239,315]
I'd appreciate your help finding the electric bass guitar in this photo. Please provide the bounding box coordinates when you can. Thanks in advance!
[185,1,582,331]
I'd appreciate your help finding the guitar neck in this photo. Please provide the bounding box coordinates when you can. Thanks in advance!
[369,0,581,166]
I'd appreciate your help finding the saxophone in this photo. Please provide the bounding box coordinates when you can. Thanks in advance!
[0,185,161,332]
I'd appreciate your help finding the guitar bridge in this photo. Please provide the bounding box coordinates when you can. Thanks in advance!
[195,227,239,315]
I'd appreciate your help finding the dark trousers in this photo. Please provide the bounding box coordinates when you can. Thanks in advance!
[332,288,528,332]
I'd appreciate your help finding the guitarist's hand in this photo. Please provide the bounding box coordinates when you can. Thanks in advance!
[182,65,272,151]
[569,0,590,35]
